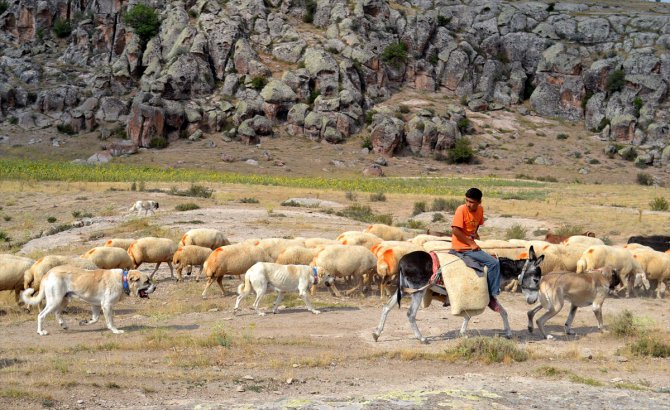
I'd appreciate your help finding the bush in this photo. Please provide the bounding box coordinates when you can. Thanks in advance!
[280,200,302,207]
[636,173,653,186]
[405,219,426,229]
[0,1,8,14]
[149,137,168,149]
[649,197,669,211]
[437,15,450,26]
[610,310,639,337]
[45,224,73,236]
[123,4,161,44]
[445,336,529,364]
[431,198,460,212]
[633,97,643,116]
[175,203,200,212]
[457,117,470,134]
[370,192,386,202]
[307,90,320,106]
[432,213,444,222]
[56,123,76,135]
[0,230,10,243]
[381,42,408,68]
[556,133,569,140]
[170,184,213,198]
[345,191,357,201]
[336,204,393,225]
[365,110,376,125]
[606,69,626,93]
[249,76,267,91]
[52,18,72,38]
[505,224,527,240]
[47,216,57,223]
[361,135,373,150]
[399,105,410,114]
[412,201,427,216]
[239,197,259,203]
[446,138,474,164]
[554,224,584,237]
[629,335,670,358]
[303,0,316,23]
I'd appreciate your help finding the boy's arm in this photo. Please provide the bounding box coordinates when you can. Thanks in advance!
[452,226,480,250]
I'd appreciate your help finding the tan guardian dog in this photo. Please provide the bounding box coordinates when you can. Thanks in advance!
[527,266,620,340]
[21,265,155,335]
[234,262,321,316]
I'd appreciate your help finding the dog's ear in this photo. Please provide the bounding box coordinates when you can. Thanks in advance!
[127,270,142,282]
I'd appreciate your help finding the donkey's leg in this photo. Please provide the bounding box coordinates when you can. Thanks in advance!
[372,292,398,342]
[527,305,543,333]
[565,304,578,335]
[407,291,428,344]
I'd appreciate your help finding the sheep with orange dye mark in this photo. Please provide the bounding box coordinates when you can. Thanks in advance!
[576,245,644,297]
[82,246,134,269]
[336,231,382,250]
[364,224,406,241]
[104,238,136,251]
[127,237,179,280]
[201,243,272,297]
[172,245,213,282]
[179,228,230,249]
[311,244,377,297]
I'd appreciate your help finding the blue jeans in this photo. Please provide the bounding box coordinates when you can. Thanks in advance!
[462,250,501,298]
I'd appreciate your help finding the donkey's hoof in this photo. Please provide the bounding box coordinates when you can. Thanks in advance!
[528,326,534,333]
[372,332,380,342]
[419,337,428,344]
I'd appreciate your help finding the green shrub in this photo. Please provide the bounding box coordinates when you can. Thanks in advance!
[8,116,18,125]
[45,224,73,235]
[430,198,460,212]
[610,310,639,337]
[303,0,316,23]
[345,191,357,201]
[636,173,653,186]
[633,97,643,116]
[361,135,373,150]
[457,117,470,134]
[412,201,427,216]
[130,182,137,191]
[0,230,10,243]
[649,197,669,211]
[365,110,376,125]
[405,219,426,229]
[249,76,267,91]
[3,215,11,221]
[554,224,584,237]
[47,216,57,223]
[52,18,72,38]
[307,90,320,106]
[445,336,529,364]
[556,133,569,140]
[148,137,168,149]
[505,224,527,240]
[239,197,259,203]
[170,184,213,198]
[399,105,410,114]
[336,204,392,225]
[56,123,76,135]
[446,138,474,164]
[280,199,302,207]
[606,69,626,93]
[370,192,386,202]
[432,213,444,222]
[0,1,8,14]
[547,2,555,12]
[175,203,200,212]
[381,42,408,68]
[123,4,161,44]
[437,15,450,26]
[629,335,670,358]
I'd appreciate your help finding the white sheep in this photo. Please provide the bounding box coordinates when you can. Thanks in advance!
[251,238,306,261]
[563,235,605,247]
[103,238,136,251]
[172,245,213,282]
[422,240,452,252]
[476,239,526,259]
[336,231,382,250]
[373,242,422,298]
[82,247,134,269]
[24,255,97,293]
[364,224,406,241]
[0,254,35,306]
[407,234,450,247]
[127,237,179,280]
[311,244,377,297]
[533,244,586,273]
[179,228,231,249]
[201,243,272,297]
[507,239,553,256]
[303,237,340,248]
[275,246,317,265]
[631,249,670,298]
[576,245,644,297]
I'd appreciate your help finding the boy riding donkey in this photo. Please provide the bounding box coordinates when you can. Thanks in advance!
[450,187,502,312]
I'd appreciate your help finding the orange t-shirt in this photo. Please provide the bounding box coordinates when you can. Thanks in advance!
[451,204,484,251]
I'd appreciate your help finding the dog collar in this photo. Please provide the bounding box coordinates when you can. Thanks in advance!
[122,270,130,295]
[312,267,318,285]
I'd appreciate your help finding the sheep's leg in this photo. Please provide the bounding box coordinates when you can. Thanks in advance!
[625,274,635,298]
[378,275,386,299]
[201,278,215,297]
[372,291,399,342]
[565,304,578,335]
[149,262,162,280]
[527,305,543,333]
[326,280,343,297]
[195,265,203,282]
[344,276,364,297]
[407,291,428,344]
[215,276,226,295]
[167,262,175,280]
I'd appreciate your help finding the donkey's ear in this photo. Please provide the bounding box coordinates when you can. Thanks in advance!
[535,254,544,266]
[528,245,536,260]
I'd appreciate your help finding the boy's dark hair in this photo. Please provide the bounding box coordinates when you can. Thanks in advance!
[465,187,482,202]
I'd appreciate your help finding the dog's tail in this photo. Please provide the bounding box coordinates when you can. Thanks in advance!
[21,287,45,306]
[237,273,251,295]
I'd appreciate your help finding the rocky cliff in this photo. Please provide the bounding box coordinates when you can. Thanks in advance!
[1,0,670,166]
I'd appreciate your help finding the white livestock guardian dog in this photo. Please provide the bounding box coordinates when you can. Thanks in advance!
[234,262,321,316]
[129,200,159,216]
[21,265,156,335]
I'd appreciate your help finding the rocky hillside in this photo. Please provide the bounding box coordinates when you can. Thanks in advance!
[1,0,670,168]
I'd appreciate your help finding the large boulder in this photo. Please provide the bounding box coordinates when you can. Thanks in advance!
[370,115,404,156]
[127,95,166,148]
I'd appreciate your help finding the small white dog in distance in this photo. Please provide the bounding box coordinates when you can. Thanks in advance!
[234,262,321,316]
[129,200,159,216]
[21,265,156,335]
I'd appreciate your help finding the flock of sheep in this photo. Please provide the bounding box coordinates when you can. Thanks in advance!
[2,224,669,317]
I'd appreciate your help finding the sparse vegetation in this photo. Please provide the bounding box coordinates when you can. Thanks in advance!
[170,184,213,198]
[505,224,527,240]
[633,97,643,116]
[175,203,200,211]
[445,336,529,364]
[47,216,57,223]
[0,1,8,14]
[412,201,427,216]
[457,117,470,134]
[149,136,168,149]
[336,204,392,225]
[381,42,408,68]
[56,123,76,135]
[240,197,259,203]
[432,213,444,222]
[445,138,474,164]
[556,133,569,140]
[303,0,316,23]
[370,192,386,202]
[606,69,626,93]
[361,135,373,150]
[554,224,585,237]
[629,334,670,358]
[345,191,357,201]
[0,230,10,243]
[250,76,268,91]
[431,198,460,212]
[649,197,669,211]
[399,105,410,114]
[403,219,426,229]
[610,310,639,337]
[123,4,161,44]
[52,18,72,38]
[636,172,653,186]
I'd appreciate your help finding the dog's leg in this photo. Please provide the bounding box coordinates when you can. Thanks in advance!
[102,302,123,334]
[527,305,543,333]
[80,305,101,326]
[271,291,285,314]
[55,298,69,330]
[407,291,428,344]
[300,288,320,315]
[536,307,560,340]
[372,291,399,342]
[564,304,578,335]
[252,284,268,316]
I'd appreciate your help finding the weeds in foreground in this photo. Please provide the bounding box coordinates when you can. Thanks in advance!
[649,197,668,211]
[629,334,670,358]
[445,336,528,364]
[505,223,527,240]
[175,203,200,211]
[370,192,386,202]
[609,310,639,337]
